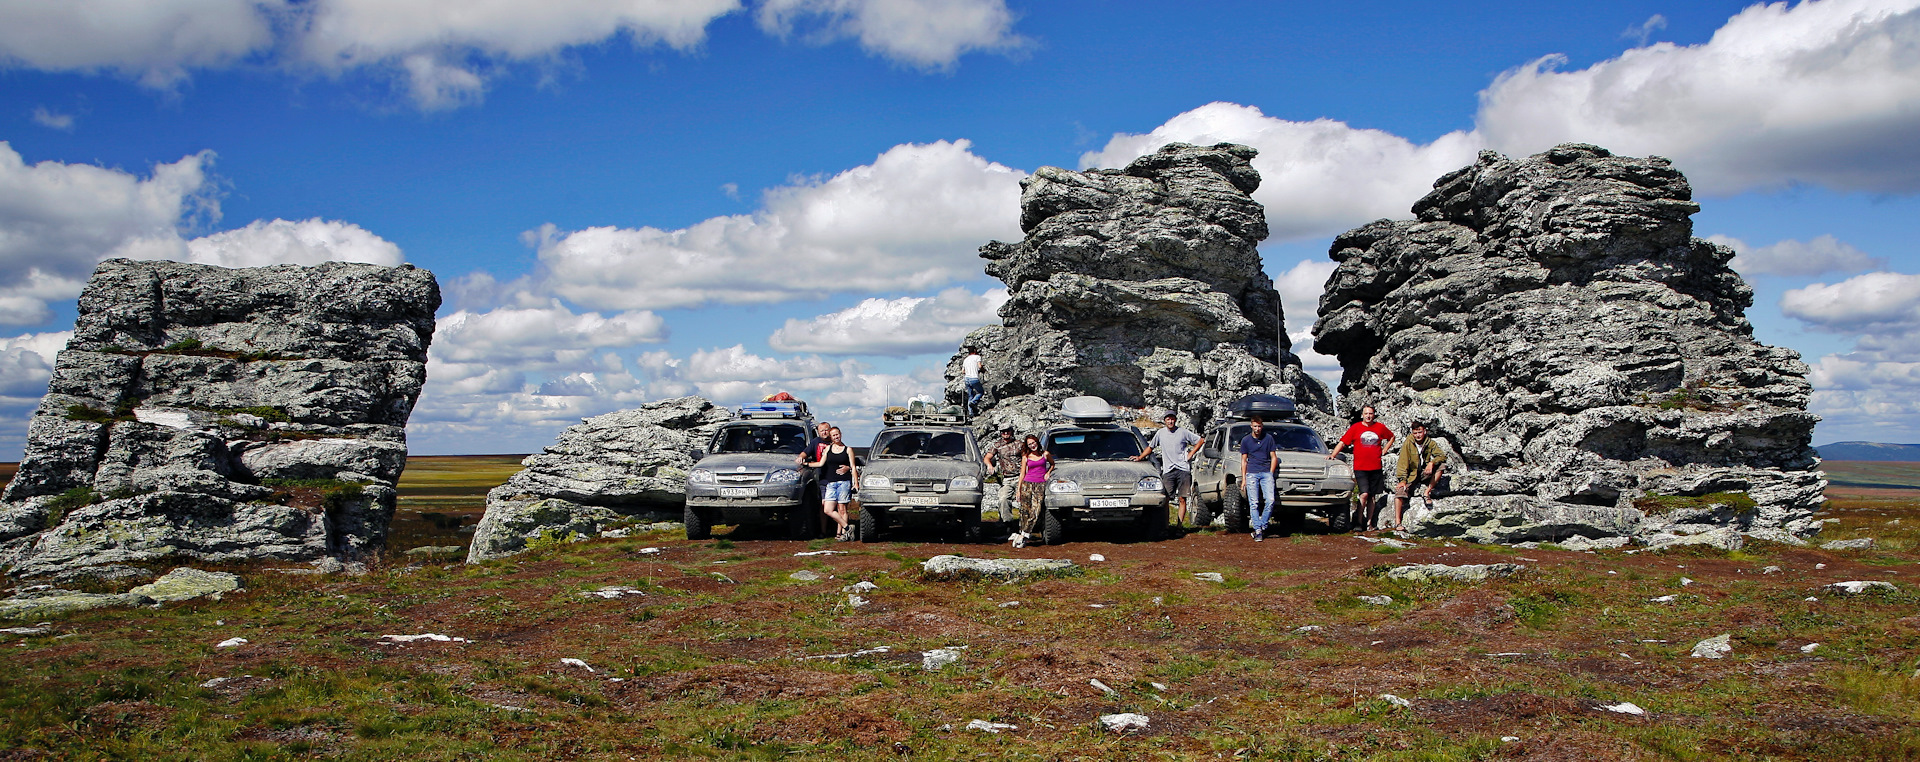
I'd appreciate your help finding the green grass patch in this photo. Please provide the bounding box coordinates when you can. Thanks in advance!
[1634,490,1758,515]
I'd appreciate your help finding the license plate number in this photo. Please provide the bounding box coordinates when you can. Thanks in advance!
[899,495,939,506]
[1089,497,1130,508]
[720,487,755,498]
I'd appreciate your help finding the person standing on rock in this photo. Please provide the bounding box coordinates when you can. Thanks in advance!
[809,426,859,541]
[1393,421,1448,529]
[1330,405,1395,531]
[1135,411,1203,530]
[1012,434,1053,548]
[983,425,1024,526]
[961,348,985,417]
[1240,416,1280,542]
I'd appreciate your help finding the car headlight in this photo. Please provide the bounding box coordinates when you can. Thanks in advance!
[689,469,716,485]
[1049,480,1080,493]
[1136,476,1162,492]
[862,475,891,490]
[1328,462,1352,478]
[767,468,800,484]
[949,476,979,490]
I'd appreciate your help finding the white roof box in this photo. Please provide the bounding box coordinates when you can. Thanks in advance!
[1060,395,1116,423]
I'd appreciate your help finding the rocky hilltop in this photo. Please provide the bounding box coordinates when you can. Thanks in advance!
[949,143,1334,433]
[0,259,439,577]
[467,396,729,562]
[1313,144,1824,547]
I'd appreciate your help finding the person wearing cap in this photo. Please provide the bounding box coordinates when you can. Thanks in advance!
[982,425,1025,526]
[1393,421,1447,529]
[1133,411,1203,530]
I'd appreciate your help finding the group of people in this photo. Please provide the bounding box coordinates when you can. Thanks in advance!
[797,420,859,540]
[1328,405,1449,532]
[982,426,1052,548]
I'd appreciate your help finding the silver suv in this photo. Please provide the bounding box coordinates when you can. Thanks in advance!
[1191,395,1355,534]
[1034,396,1169,545]
[856,411,985,542]
[683,401,819,540]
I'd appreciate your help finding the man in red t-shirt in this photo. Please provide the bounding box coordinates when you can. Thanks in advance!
[1329,405,1395,531]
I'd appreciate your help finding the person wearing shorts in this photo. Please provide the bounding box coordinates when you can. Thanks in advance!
[1134,411,1202,528]
[809,426,859,540]
[1330,405,1395,531]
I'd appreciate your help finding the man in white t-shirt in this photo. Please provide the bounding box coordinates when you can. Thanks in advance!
[961,348,984,416]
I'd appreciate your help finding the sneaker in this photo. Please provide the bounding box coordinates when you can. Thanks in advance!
[1253,529,1264,542]
[1011,532,1026,549]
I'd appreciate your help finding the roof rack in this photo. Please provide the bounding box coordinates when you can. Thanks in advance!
[739,401,810,419]
[882,401,968,426]
[1224,394,1299,422]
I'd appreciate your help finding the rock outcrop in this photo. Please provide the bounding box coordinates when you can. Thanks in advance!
[949,143,1334,434]
[0,259,439,577]
[467,396,728,562]
[1313,144,1824,545]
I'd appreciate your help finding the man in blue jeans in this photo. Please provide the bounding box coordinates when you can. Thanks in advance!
[1239,415,1281,542]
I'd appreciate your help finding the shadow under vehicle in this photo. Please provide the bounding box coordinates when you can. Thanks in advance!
[1035,396,1170,545]
[855,408,985,542]
[683,401,820,540]
[1192,394,1356,534]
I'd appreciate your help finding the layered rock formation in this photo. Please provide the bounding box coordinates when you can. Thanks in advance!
[467,396,729,562]
[949,143,1333,433]
[1313,144,1824,545]
[0,259,439,576]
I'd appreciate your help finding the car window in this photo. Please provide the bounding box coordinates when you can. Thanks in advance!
[1046,430,1143,460]
[872,430,971,459]
[712,424,808,454]
[1223,424,1325,453]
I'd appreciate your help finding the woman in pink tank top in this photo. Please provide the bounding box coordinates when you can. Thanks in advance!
[1012,434,1053,548]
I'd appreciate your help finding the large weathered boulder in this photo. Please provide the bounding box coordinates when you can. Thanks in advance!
[467,396,729,562]
[1312,144,1824,546]
[948,143,1334,435]
[0,259,438,577]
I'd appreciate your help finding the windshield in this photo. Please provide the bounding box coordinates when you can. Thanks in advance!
[871,429,971,460]
[1226,424,1327,454]
[712,424,809,454]
[1046,429,1143,461]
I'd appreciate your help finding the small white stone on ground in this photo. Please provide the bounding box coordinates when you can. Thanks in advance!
[1800,643,1820,653]
[1821,538,1875,551]
[804,646,890,660]
[843,581,878,593]
[599,528,629,539]
[922,648,964,671]
[1090,678,1117,695]
[1680,577,1694,586]
[1650,595,1677,603]
[1762,566,1782,575]
[789,570,822,581]
[637,547,661,555]
[0,627,50,636]
[997,600,1020,608]
[1088,554,1106,562]
[1501,736,1520,742]
[1597,702,1646,715]
[1098,713,1150,733]
[846,595,869,608]
[1690,633,1733,659]
[1824,580,1898,595]
[1151,682,1168,691]
[1805,596,1819,602]
[1193,572,1225,583]
[580,586,645,599]
[561,658,595,673]
[215,637,248,648]
[1815,563,1827,569]
[1357,595,1392,606]
[380,633,469,644]
[1295,625,1323,633]
[1379,694,1412,708]
[794,550,847,557]
[965,720,1017,733]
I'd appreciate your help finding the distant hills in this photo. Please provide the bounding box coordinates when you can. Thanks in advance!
[1815,442,1920,462]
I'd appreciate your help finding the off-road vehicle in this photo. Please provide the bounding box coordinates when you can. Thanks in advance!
[856,407,985,542]
[683,401,819,540]
[1192,394,1356,534]
[1034,396,1169,545]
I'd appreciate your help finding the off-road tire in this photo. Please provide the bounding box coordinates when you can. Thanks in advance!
[1221,481,1249,534]
[960,508,984,543]
[788,492,818,541]
[1140,503,1169,541]
[1326,499,1354,533]
[684,504,711,541]
[859,506,882,543]
[1190,493,1214,529]
[1039,509,1065,546]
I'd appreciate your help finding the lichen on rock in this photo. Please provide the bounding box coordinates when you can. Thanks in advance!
[1312,143,1824,546]
[948,142,1334,434]
[0,259,439,577]
[467,396,729,562]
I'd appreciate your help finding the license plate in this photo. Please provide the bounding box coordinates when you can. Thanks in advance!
[720,487,755,498]
[1088,497,1129,508]
[899,495,939,506]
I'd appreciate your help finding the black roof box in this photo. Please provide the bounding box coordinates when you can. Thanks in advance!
[1226,394,1298,421]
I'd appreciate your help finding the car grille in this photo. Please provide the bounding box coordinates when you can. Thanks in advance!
[1276,466,1323,478]
[716,473,765,485]
[894,479,947,492]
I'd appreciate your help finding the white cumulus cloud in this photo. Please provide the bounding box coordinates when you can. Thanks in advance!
[1710,234,1884,278]
[755,0,1025,69]
[185,218,405,268]
[768,287,1005,356]
[522,139,1022,311]
[432,302,668,365]
[1782,269,1920,442]
[30,107,75,131]
[1781,271,1920,334]
[0,0,282,87]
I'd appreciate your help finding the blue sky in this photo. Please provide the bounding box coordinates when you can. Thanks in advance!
[2,0,1918,456]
